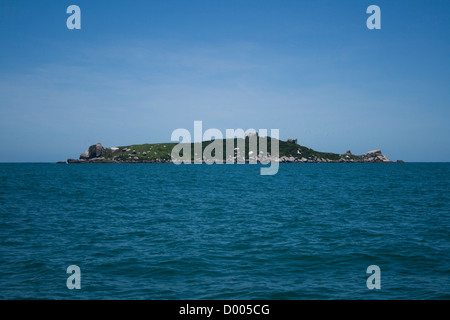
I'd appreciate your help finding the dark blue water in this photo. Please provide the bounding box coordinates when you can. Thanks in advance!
[0,163,449,299]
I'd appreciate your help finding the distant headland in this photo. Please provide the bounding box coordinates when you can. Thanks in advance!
[61,138,403,164]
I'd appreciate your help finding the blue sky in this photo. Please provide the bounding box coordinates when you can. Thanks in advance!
[0,0,449,162]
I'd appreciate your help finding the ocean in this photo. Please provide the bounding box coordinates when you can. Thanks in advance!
[0,163,448,299]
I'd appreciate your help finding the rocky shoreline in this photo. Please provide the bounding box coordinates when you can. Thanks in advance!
[62,141,402,164]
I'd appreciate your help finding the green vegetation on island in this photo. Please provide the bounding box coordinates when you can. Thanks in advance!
[65,136,395,163]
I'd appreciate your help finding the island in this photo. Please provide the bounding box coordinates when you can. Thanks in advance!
[63,137,399,163]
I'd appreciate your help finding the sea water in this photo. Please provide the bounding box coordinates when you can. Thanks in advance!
[0,163,448,299]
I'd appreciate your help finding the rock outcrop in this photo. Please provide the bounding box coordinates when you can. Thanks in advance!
[286,138,298,144]
[88,142,105,158]
[79,150,90,160]
[80,142,104,160]
[67,142,109,163]
[361,149,391,163]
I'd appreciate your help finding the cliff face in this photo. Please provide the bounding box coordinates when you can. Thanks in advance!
[65,139,393,163]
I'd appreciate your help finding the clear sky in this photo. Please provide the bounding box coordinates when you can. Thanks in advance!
[0,0,449,162]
